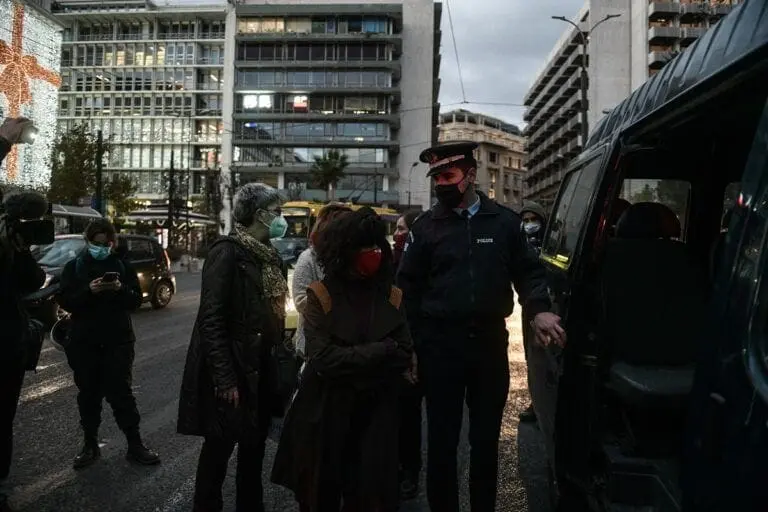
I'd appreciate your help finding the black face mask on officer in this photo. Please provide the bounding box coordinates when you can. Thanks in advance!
[434,171,472,210]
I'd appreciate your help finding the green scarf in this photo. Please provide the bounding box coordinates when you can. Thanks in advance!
[232,223,288,319]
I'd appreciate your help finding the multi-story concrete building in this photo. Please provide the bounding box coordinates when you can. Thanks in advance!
[53,0,226,200]
[438,109,526,209]
[222,0,442,229]
[523,0,739,208]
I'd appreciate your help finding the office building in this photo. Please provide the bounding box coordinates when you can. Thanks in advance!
[222,0,442,229]
[438,109,526,209]
[53,0,226,199]
[523,0,739,208]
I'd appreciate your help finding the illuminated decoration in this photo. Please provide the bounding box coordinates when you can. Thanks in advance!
[0,0,62,186]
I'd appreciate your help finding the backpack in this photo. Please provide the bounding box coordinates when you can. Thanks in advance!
[307,281,403,314]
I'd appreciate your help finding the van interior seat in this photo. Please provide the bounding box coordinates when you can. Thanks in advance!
[601,203,706,410]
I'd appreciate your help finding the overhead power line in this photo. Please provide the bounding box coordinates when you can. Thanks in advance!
[444,0,467,104]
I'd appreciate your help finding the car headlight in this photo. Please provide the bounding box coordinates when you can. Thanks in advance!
[285,297,296,313]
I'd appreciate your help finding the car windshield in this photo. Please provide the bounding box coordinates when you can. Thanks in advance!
[36,238,86,268]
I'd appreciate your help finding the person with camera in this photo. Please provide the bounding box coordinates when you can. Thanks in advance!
[57,218,160,470]
[0,117,49,512]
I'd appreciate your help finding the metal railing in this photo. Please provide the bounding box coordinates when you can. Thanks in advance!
[233,134,392,143]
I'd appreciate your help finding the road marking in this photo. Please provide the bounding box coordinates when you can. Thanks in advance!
[20,374,72,403]
[155,476,195,512]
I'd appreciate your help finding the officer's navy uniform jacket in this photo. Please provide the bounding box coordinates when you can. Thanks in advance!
[397,192,551,342]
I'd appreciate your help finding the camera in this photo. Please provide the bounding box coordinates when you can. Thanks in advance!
[21,125,38,145]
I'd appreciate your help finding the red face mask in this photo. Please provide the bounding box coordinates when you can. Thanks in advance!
[393,232,407,251]
[355,248,382,277]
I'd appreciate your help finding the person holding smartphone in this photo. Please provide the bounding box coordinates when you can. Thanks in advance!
[57,219,160,469]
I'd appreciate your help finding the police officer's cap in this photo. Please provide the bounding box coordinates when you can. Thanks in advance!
[419,141,478,177]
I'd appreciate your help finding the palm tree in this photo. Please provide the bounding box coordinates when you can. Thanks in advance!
[310,149,348,201]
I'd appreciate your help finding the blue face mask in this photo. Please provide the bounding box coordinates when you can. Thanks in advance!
[88,243,111,260]
[269,215,288,239]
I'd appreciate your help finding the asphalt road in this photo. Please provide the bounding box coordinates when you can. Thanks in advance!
[6,272,550,512]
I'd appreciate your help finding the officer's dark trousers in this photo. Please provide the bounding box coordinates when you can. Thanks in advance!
[0,359,25,498]
[193,422,269,512]
[398,380,423,476]
[421,320,510,512]
[65,342,141,440]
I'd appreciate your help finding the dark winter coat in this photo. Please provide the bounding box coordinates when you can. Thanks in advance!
[271,278,412,511]
[177,237,283,439]
[57,252,142,346]
[0,229,45,368]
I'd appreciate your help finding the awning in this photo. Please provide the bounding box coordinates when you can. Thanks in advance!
[52,204,102,219]
[124,208,218,226]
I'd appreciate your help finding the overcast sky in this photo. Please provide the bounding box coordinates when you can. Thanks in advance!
[438,0,584,128]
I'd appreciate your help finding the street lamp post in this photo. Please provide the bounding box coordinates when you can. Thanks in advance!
[551,13,621,145]
[408,162,418,209]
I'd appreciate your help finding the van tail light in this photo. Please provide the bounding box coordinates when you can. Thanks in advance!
[164,250,171,269]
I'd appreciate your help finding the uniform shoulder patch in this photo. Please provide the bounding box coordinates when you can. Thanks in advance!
[308,281,332,314]
[388,286,403,310]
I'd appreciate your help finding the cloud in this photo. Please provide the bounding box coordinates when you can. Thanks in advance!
[438,0,585,127]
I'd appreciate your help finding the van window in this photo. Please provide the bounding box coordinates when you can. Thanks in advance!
[125,238,154,261]
[542,156,602,267]
[620,179,691,239]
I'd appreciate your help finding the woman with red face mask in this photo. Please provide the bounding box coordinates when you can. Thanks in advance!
[292,203,352,360]
[272,207,415,512]
[392,210,420,270]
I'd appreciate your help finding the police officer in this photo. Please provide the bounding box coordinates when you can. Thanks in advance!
[397,141,566,512]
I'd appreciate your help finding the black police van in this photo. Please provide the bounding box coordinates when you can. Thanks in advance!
[527,2,768,510]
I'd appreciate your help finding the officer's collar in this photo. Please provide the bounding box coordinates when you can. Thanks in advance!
[432,191,501,219]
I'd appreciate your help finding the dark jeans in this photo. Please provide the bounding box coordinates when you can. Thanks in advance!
[421,327,510,512]
[193,427,269,512]
[0,361,25,498]
[65,342,141,439]
[398,381,423,476]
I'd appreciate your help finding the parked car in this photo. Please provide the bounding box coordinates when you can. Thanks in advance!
[30,234,176,330]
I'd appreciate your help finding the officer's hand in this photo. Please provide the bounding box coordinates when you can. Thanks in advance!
[532,312,566,348]
[403,352,418,385]
[0,117,34,145]
[218,387,240,407]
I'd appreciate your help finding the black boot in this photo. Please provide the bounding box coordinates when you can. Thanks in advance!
[73,438,101,469]
[519,404,537,423]
[125,432,160,466]
[400,469,419,500]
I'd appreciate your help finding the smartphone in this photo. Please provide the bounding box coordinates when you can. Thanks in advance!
[102,272,120,282]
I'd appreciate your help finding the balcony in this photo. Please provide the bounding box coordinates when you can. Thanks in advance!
[234,59,402,75]
[680,2,711,21]
[648,2,680,21]
[236,30,401,43]
[234,162,398,178]
[648,50,675,69]
[648,26,681,43]
[233,110,400,127]
[681,26,706,43]
[232,134,399,149]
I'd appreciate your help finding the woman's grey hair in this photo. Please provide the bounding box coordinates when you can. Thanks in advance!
[233,183,282,226]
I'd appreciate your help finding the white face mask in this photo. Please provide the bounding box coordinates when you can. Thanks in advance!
[523,221,541,235]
